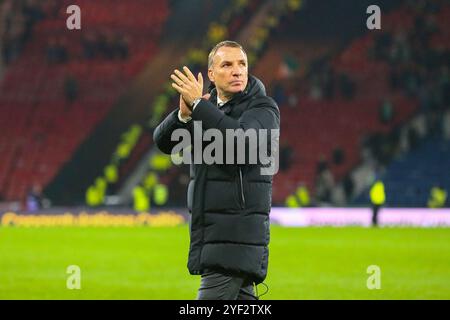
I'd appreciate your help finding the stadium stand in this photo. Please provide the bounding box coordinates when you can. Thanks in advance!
[0,0,168,201]
[277,0,449,206]
[354,135,450,207]
[1,0,448,210]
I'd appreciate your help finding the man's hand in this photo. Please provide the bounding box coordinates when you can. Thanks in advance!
[171,66,203,107]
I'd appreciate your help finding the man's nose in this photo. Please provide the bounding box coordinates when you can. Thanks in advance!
[232,64,242,76]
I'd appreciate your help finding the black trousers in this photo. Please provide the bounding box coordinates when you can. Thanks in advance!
[372,204,381,227]
[197,270,258,300]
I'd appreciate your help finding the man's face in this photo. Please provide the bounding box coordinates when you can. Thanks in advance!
[208,46,248,98]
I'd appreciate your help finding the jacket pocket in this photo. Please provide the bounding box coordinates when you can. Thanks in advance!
[187,180,194,213]
[237,167,246,209]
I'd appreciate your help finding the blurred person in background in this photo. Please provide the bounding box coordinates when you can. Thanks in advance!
[25,183,49,212]
[64,75,79,104]
[133,184,150,212]
[279,141,293,171]
[428,185,447,208]
[315,156,335,204]
[379,98,394,125]
[370,179,386,227]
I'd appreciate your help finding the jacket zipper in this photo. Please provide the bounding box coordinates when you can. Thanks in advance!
[238,167,246,208]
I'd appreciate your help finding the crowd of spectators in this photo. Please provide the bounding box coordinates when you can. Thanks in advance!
[347,0,450,208]
[46,31,130,64]
[0,0,130,65]
[46,37,68,64]
[0,0,57,66]
[81,32,129,61]
[270,58,356,108]
[364,0,449,167]
[278,0,449,206]
[307,61,356,102]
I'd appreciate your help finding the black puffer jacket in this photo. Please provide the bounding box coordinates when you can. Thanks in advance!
[153,75,280,283]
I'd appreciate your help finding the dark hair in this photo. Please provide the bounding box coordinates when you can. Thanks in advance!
[208,40,247,68]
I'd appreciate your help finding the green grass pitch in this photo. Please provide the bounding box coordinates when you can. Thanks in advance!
[1,226,449,299]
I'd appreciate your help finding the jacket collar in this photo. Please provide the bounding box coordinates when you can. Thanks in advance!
[208,75,260,109]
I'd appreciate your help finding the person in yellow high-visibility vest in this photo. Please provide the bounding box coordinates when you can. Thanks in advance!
[296,185,310,207]
[428,185,447,208]
[285,185,310,208]
[86,185,101,207]
[285,195,299,208]
[370,180,386,227]
[104,164,118,184]
[153,183,169,206]
[133,185,150,212]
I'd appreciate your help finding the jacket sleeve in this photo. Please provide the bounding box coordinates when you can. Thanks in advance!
[153,109,191,154]
[191,97,280,165]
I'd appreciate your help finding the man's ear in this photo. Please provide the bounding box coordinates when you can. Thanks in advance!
[208,68,214,83]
